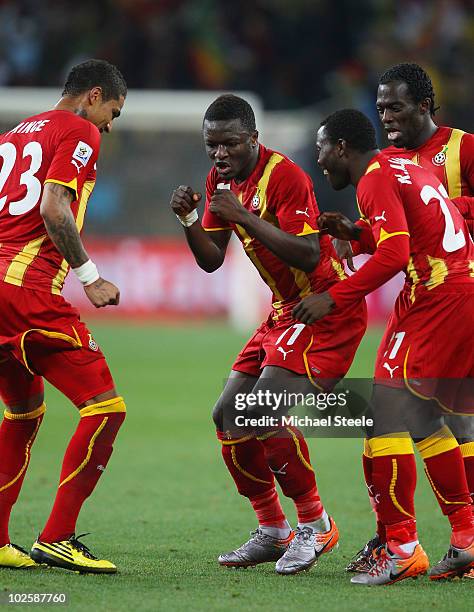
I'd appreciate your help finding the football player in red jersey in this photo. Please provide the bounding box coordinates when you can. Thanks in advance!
[0,60,127,573]
[170,95,367,575]
[334,63,474,576]
[294,109,474,584]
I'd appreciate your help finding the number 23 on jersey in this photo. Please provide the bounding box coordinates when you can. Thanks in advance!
[0,141,43,215]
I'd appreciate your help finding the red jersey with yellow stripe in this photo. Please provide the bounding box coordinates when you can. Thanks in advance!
[202,144,346,309]
[0,110,100,294]
[353,127,474,255]
[383,126,474,199]
[357,153,474,300]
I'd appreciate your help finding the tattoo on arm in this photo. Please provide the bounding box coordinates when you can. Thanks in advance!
[41,183,89,268]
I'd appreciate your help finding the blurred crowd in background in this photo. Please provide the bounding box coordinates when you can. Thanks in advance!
[1,0,472,123]
[0,0,472,236]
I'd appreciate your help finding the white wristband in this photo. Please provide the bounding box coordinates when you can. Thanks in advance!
[176,209,198,227]
[72,259,100,286]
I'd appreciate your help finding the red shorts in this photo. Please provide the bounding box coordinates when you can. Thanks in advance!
[233,298,367,389]
[0,283,114,407]
[374,288,474,414]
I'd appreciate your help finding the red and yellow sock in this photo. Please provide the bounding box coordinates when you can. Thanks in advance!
[415,426,473,542]
[369,433,417,547]
[416,426,472,513]
[217,430,287,527]
[0,404,45,546]
[259,427,323,523]
[362,438,386,543]
[39,397,125,543]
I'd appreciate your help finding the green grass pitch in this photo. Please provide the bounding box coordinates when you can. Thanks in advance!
[0,323,471,611]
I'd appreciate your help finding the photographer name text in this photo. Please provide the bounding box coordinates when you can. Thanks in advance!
[234,415,373,428]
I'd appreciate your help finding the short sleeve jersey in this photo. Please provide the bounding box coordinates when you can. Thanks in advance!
[357,153,474,301]
[382,126,474,199]
[202,144,346,310]
[0,110,100,294]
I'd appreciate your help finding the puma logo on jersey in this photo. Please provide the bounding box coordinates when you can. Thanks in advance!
[374,211,387,222]
[296,207,310,218]
[271,462,288,475]
[97,465,106,472]
[383,362,399,378]
[216,182,231,190]
[277,347,294,360]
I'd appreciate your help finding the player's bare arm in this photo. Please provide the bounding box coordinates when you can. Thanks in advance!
[293,231,410,325]
[40,182,119,308]
[40,182,88,267]
[170,185,231,272]
[210,189,319,272]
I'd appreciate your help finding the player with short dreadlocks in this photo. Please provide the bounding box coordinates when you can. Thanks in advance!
[295,107,474,585]
[325,63,474,580]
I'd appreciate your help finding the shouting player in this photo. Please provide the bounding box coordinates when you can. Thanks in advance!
[334,64,474,576]
[293,109,474,584]
[0,60,127,573]
[170,95,367,575]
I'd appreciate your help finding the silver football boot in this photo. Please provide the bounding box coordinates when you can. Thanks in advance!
[351,544,429,586]
[218,528,292,568]
[428,542,474,580]
[275,517,339,575]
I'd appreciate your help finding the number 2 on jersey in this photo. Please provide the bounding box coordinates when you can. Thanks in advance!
[420,184,466,253]
[0,141,43,215]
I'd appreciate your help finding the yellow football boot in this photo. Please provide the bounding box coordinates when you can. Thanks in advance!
[0,543,37,568]
[30,534,116,574]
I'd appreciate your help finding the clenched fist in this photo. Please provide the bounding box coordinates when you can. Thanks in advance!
[84,278,120,308]
[170,185,202,217]
[209,189,249,225]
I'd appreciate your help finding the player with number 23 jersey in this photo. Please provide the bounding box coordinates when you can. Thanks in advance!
[0,110,99,293]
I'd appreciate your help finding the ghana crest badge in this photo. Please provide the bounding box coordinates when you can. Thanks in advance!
[432,144,448,166]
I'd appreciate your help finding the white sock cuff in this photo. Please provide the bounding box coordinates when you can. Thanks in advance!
[298,510,330,533]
